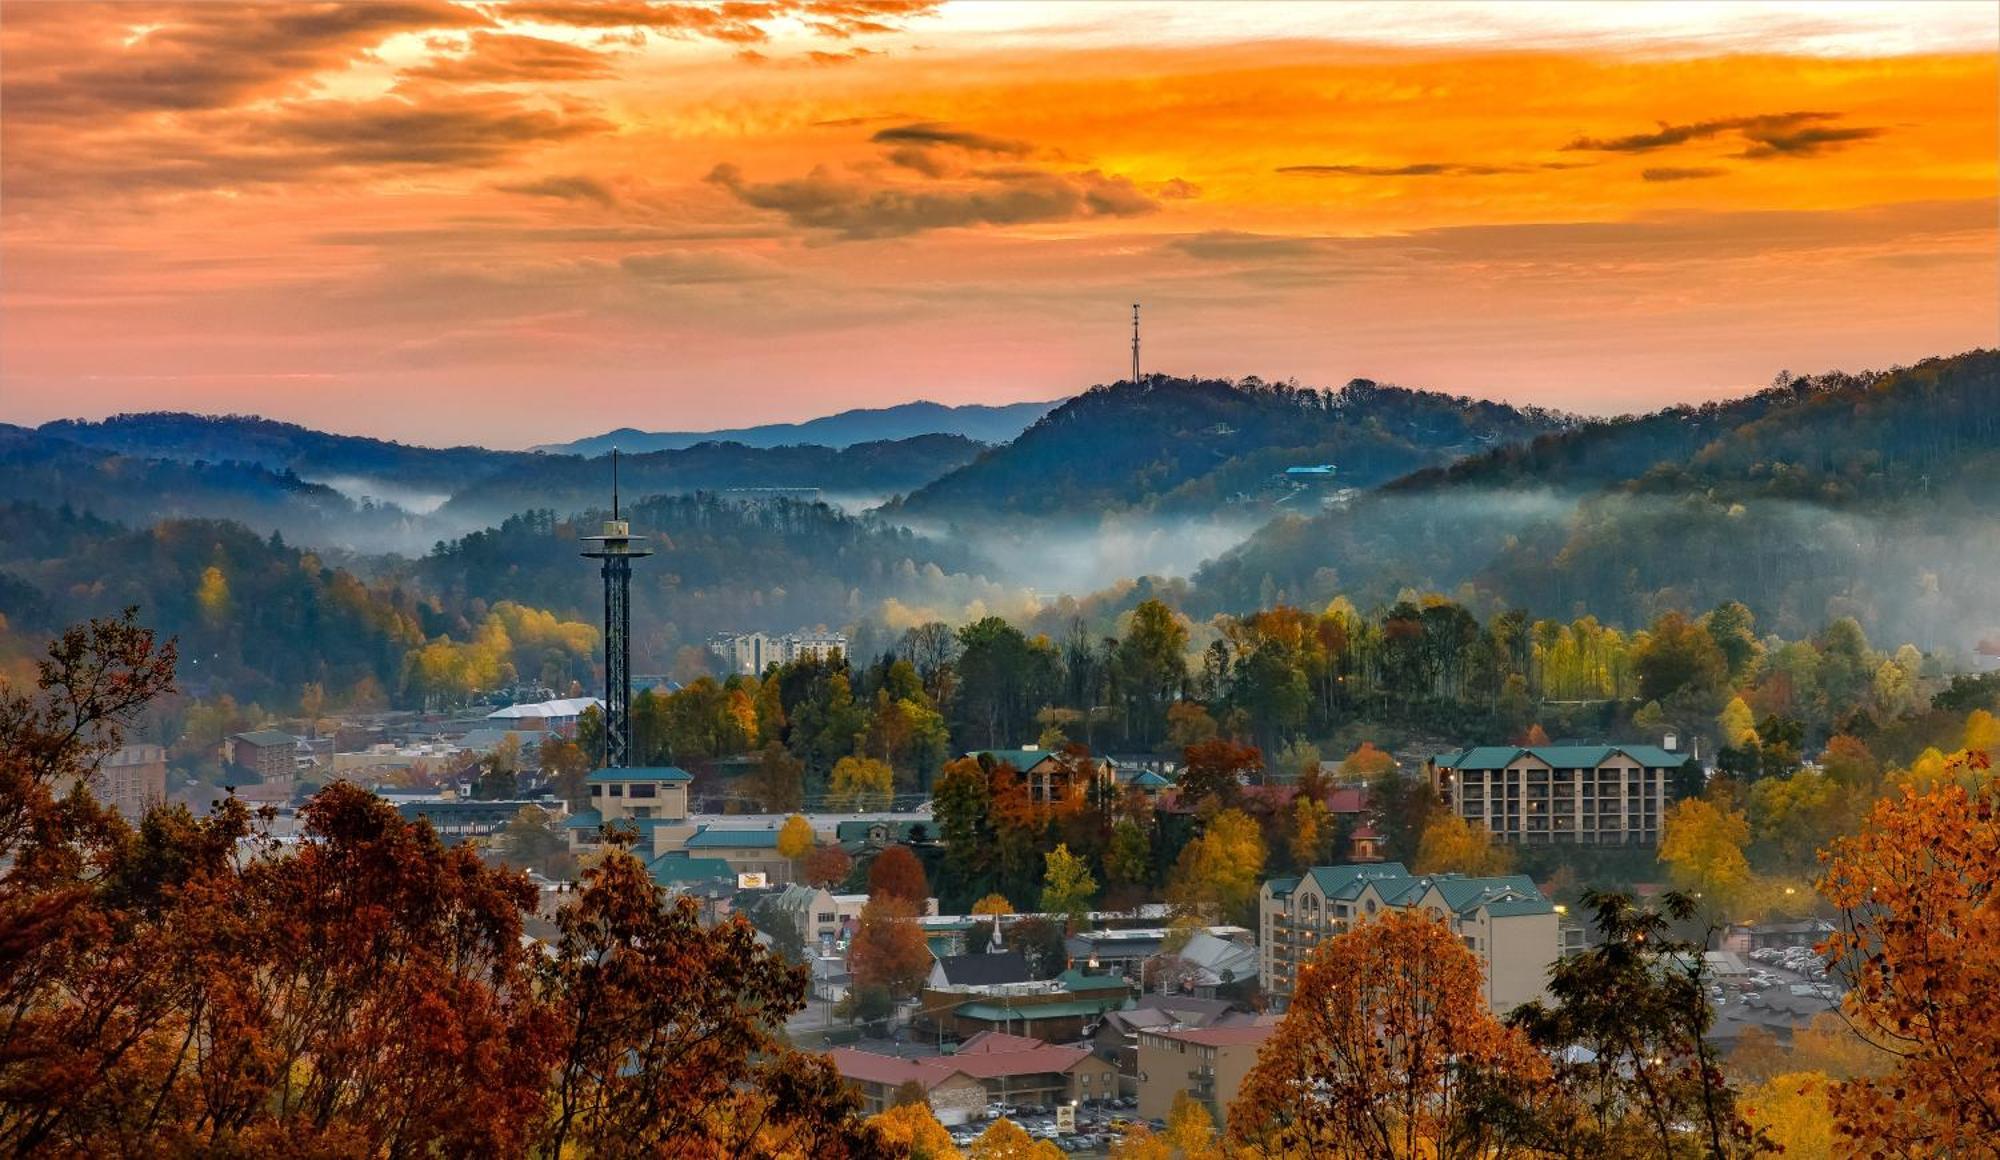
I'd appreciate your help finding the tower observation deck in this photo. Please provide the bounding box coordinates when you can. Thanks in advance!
[579,450,652,768]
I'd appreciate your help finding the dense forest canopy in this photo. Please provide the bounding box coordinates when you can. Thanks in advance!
[891,374,1570,519]
[0,492,1009,705]
[544,398,1059,455]
[3,350,1992,715]
[414,493,1009,670]
[0,426,399,537]
[440,433,987,522]
[36,411,530,491]
[1195,351,2000,654]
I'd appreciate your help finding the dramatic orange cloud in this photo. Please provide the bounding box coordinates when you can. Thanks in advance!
[1,0,1993,445]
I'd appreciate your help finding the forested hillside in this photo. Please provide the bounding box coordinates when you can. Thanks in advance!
[0,502,426,702]
[545,398,1059,455]
[0,490,1012,706]
[37,412,528,492]
[0,426,416,540]
[439,434,987,522]
[413,492,1008,673]
[1194,351,2000,653]
[892,376,1567,519]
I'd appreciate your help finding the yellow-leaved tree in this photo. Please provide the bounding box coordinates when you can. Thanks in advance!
[1718,695,1758,747]
[1740,1072,1835,1160]
[1038,843,1098,931]
[829,755,895,812]
[1413,814,1514,876]
[776,813,815,862]
[970,1116,1062,1160]
[1163,1092,1221,1159]
[196,565,230,626]
[868,1102,960,1159]
[1658,797,1752,912]
[1167,807,1266,926]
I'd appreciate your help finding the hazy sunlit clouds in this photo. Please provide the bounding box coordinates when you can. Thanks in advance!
[0,0,1993,444]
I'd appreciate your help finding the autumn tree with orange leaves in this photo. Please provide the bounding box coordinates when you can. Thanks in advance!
[1817,750,1999,1154]
[1230,909,1548,1159]
[848,894,933,999]
[868,842,930,904]
[540,841,882,1156]
[804,841,856,888]
[0,612,890,1159]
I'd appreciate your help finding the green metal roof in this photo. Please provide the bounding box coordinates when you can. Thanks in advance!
[685,827,780,849]
[650,856,735,884]
[586,766,693,784]
[955,1000,1120,1022]
[1430,874,1543,910]
[1056,969,1132,993]
[834,819,927,843]
[1305,862,1412,900]
[926,935,958,960]
[967,748,1060,771]
[1284,864,1554,918]
[1433,745,1688,772]
[1122,770,1172,789]
[562,809,603,830]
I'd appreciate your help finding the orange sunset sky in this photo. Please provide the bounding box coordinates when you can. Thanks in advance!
[2,0,1996,447]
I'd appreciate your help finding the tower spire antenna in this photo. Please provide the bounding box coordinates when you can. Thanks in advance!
[1131,303,1141,386]
[612,447,620,521]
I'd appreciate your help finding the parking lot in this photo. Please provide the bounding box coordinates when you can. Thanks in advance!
[1712,945,1843,1005]
[946,1097,1162,1155]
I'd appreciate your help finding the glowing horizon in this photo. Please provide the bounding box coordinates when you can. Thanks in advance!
[2,0,1994,447]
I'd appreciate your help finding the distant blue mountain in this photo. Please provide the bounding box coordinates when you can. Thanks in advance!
[538,398,1062,455]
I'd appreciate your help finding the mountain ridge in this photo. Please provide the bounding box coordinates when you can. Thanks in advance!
[890,375,1571,520]
[1191,349,2000,652]
[538,398,1062,455]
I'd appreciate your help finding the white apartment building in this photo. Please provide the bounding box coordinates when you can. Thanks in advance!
[707,630,849,676]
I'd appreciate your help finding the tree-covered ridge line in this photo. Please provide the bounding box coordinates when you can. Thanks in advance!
[542,397,1062,455]
[439,432,989,520]
[34,410,534,490]
[0,425,401,533]
[0,491,1005,707]
[1387,349,1999,500]
[413,493,1009,668]
[1195,349,2000,651]
[889,374,1572,519]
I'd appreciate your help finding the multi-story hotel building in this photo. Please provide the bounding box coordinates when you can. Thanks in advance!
[1259,863,1559,1014]
[707,630,849,676]
[1427,744,1688,847]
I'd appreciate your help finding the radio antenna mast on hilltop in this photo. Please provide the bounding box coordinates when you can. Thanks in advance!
[1131,303,1141,386]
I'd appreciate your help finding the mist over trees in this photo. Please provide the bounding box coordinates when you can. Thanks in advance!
[892,373,1567,519]
[1195,351,2000,654]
